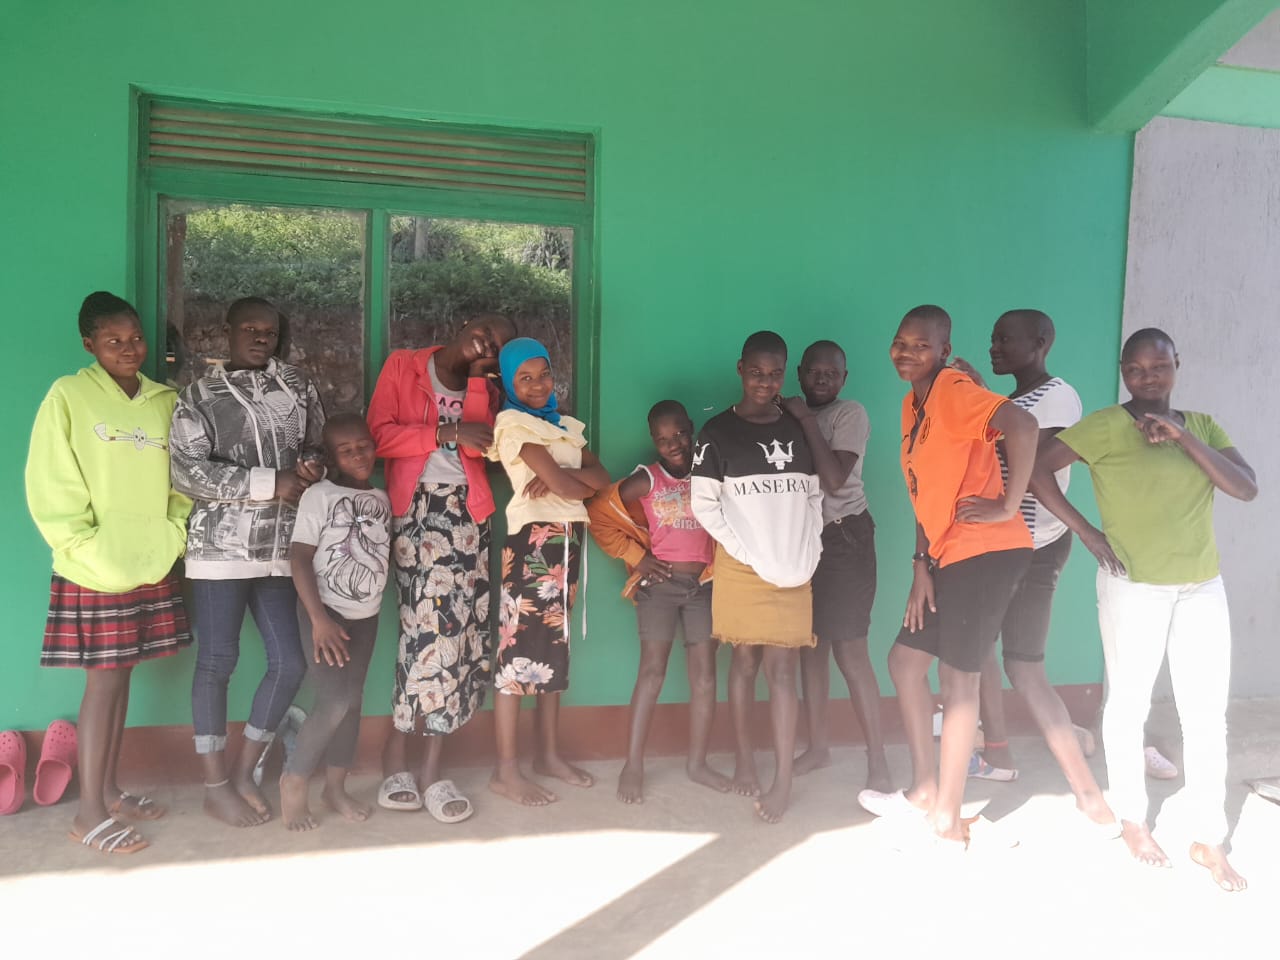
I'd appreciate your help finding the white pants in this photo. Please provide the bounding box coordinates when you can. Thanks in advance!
[1096,570,1231,843]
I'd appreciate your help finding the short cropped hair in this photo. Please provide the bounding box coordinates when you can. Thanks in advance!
[226,296,289,359]
[901,304,951,340]
[1121,327,1176,361]
[322,412,372,450]
[999,309,1055,347]
[647,399,691,428]
[79,291,138,338]
[741,330,787,360]
[801,339,846,365]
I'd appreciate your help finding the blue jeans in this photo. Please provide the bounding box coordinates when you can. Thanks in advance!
[190,577,305,754]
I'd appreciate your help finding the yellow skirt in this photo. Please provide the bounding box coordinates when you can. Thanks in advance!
[710,544,816,648]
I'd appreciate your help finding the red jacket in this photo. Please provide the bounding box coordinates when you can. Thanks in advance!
[367,347,501,521]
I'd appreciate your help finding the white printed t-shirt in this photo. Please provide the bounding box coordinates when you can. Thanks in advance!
[417,355,467,486]
[292,479,393,620]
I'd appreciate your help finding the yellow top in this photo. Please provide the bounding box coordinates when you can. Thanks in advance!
[489,409,590,532]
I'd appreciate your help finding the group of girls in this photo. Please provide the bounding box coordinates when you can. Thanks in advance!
[24,292,1256,894]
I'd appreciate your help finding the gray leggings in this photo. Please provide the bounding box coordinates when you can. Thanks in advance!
[283,605,378,778]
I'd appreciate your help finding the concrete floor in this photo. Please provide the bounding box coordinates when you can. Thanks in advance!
[2,698,1277,959]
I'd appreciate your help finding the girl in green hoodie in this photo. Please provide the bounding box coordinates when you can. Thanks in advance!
[25,292,193,854]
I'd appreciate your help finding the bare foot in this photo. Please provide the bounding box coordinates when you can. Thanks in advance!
[754,784,790,824]
[232,772,272,818]
[686,761,732,793]
[108,792,166,821]
[279,774,317,831]
[1190,842,1247,892]
[203,782,268,827]
[865,750,893,794]
[1076,791,1117,826]
[533,755,595,788]
[793,746,831,776]
[1121,820,1171,867]
[617,762,644,804]
[732,755,761,797]
[489,764,558,806]
[321,784,372,822]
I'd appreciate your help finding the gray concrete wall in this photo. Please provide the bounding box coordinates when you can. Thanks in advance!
[1220,8,1280,68]
[1123,115,1280,696]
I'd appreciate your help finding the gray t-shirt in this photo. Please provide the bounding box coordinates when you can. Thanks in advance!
[292,479,393,620]
[813,397,870,524]
[417,355,467,486]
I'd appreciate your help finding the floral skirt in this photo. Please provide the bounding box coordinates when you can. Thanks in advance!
[496,521,583,696]
[391,483,491,735]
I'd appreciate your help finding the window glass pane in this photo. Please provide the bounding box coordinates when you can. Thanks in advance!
[162,201,366,414]
[387,218,575,411]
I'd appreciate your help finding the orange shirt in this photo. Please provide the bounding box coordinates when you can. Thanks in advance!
[899,367,1031,567]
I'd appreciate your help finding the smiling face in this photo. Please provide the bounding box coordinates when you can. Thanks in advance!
[326,422,377,483]
[512,356,555,409]
[889,317,950,384]
[988,314,1042,376]
[226,304,279,370]
[84,313,147,388]
[455,314,515,375]
[650,413,695,477]
[1120,338,1178,405]
[799,345,847,407]
[737,349,786,407]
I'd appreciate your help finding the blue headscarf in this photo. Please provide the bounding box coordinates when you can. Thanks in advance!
[499,337,563,428]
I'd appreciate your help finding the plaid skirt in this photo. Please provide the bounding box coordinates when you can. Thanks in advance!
[41,571,192,669]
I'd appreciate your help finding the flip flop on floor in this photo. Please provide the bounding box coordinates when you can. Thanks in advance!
[109,792,166,821]
[423,779,474,824]
[0,731,26,816]
[69,817,149,854]
[968,751,1018,782]
[377,771,423,811]
[33,719,76,806]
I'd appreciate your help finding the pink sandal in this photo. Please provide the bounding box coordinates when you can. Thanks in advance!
[0,731,26,815]
[33,719,77,806]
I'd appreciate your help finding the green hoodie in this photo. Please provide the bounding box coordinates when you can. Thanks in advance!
[26,363,191,593]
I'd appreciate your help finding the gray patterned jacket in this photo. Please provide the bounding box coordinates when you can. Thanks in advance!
[170,359,325,579]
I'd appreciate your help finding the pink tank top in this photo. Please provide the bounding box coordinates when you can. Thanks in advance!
[638,462,713,565]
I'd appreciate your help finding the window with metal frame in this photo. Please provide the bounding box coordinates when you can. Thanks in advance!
[133,93,596,422]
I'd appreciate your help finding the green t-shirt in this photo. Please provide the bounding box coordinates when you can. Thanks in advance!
[1057,405,1231,585]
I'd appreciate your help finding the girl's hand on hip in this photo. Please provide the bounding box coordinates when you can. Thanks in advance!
[956,495,1012,523]
[635,552,673,584]
[1081,526,1126,577]
[523,475,550,499]
[312,615,351,667]
[903,566,936,633]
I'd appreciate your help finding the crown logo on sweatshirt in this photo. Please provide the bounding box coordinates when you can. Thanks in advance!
[757,439,794,471]
[692,443,709,468]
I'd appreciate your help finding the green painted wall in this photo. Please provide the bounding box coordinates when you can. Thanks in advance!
[1163,64,1280,126]
[3,0,1134,731]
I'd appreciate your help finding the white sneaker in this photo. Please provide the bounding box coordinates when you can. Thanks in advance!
[857,788,925,819]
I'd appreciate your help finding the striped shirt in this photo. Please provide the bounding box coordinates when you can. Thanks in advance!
[998,377,1081,550]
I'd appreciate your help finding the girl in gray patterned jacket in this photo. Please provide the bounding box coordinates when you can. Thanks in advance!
[170,297,326,827]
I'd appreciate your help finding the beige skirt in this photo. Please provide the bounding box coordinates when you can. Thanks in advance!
[710,544,815,648]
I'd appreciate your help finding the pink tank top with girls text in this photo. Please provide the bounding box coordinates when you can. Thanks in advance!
[638,463,713,565]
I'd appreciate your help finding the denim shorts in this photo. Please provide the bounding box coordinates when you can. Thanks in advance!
[811,510,877,642]
[635,573,713,647]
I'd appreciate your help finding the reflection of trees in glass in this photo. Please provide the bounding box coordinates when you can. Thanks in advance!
[388,218,574,409]
[168,204,366,413]
[169,206,575,412]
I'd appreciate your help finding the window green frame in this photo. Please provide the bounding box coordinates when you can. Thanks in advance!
[131,92,599,437]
